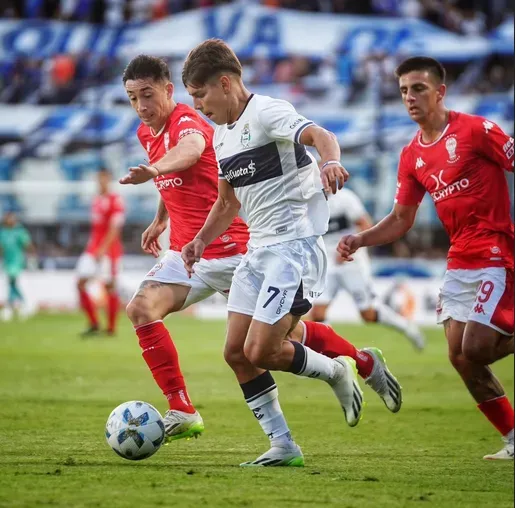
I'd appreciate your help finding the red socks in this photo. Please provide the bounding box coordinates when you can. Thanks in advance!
[79,287,120,333]
[79,288,98,328]
[478,396,515,436]
[303,321,375,378]
[106,291,120,333]
[135,321,195,414]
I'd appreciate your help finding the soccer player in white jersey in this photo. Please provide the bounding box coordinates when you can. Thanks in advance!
[311,187,426,350]
[181,39,401,467]
[119,54,402,457]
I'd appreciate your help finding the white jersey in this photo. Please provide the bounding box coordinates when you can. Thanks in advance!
[215,94,329,248]
[325,188,370,266]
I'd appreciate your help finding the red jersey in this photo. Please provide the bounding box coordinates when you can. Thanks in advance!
[137,104,249,259]
[86,193,125,259]
[395,111,514,270]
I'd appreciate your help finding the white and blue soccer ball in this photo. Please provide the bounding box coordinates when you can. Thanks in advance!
[105,401,165,461]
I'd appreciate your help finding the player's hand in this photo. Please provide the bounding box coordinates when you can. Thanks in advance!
[119,164,159,185]
[337,234,363,262]
[141,220,167,258]
[181,238,206,278]
[321,162,349,195]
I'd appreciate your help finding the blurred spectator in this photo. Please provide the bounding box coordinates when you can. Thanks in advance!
[347,51,400,104]
[0,0,24,17]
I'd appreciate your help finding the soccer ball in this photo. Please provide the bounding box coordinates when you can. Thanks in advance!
[105,401,165,461]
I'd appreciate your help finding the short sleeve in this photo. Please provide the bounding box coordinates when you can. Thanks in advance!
[257,97,314,143]
[394,148,426,206]
[170,113,209,146]
[471,116,514,172]
[217,161,225,180]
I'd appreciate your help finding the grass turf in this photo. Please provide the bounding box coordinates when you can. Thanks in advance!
[0,313,513,507]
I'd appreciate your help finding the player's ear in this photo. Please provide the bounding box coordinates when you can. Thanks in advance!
[220,75,231,95]
[166,82,174,99]
[437,83,446,102]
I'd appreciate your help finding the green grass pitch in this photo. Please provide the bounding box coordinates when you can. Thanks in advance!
[0,313,513,507]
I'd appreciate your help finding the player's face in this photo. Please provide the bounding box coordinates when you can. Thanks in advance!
[98,171,111,193]
[125,78,173,130]
[399,71,445,123]
[186,79,230,125]
[3,213,16,227]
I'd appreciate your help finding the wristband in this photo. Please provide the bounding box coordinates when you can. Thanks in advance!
[321,160,341,170]
[151,165,161,177]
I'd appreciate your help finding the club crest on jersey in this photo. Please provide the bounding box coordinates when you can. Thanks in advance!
[445,135,460,163]
[241,123,251,148]
[164,132,170,152]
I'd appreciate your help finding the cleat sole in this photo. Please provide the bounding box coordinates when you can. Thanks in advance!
[164,421,204,443]
[240,456,305,467]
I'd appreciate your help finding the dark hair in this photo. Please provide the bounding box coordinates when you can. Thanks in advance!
[395,56,446,84]
[122,55,170,84]
[182,39,242,87]
[98,168,112,177]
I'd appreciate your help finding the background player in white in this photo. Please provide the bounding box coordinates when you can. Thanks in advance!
[311,187,425,350]
[181,39,402,467]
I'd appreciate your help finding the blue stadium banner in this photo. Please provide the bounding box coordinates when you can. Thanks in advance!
[0,6,512,61]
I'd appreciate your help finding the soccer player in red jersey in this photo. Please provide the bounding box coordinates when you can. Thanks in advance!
[338,56,514,460]
[76,169,125,337]
[120,54,402,456]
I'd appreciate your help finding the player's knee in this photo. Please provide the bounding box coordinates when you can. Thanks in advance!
[310,306,326,322]
[126,296,155,326]
[223,342,247,368]
[360,308,377,322]
[104,281,116,293]
[77,278,87,291]
[448,348,467,371]
[243,340,277,369]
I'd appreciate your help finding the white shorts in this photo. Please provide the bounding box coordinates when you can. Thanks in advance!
[143,250,243,310]
[76,253,120,283]
[315,258,374,310]
[227,236,327,325]
[437,267,514,336]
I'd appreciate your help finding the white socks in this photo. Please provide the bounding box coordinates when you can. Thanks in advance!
[289,341,336,381]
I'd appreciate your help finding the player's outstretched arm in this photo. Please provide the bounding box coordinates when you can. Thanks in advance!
[300,125,349,194]
[181,180,241,276]
[120,133,206,185]
[337,203,417,261]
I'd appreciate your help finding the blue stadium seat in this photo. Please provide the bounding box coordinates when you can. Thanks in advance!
[0,158,16,181]
[56,194,90,222]
[60,154,105,181]
[0,194,23,215]
[124,196,159,224]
